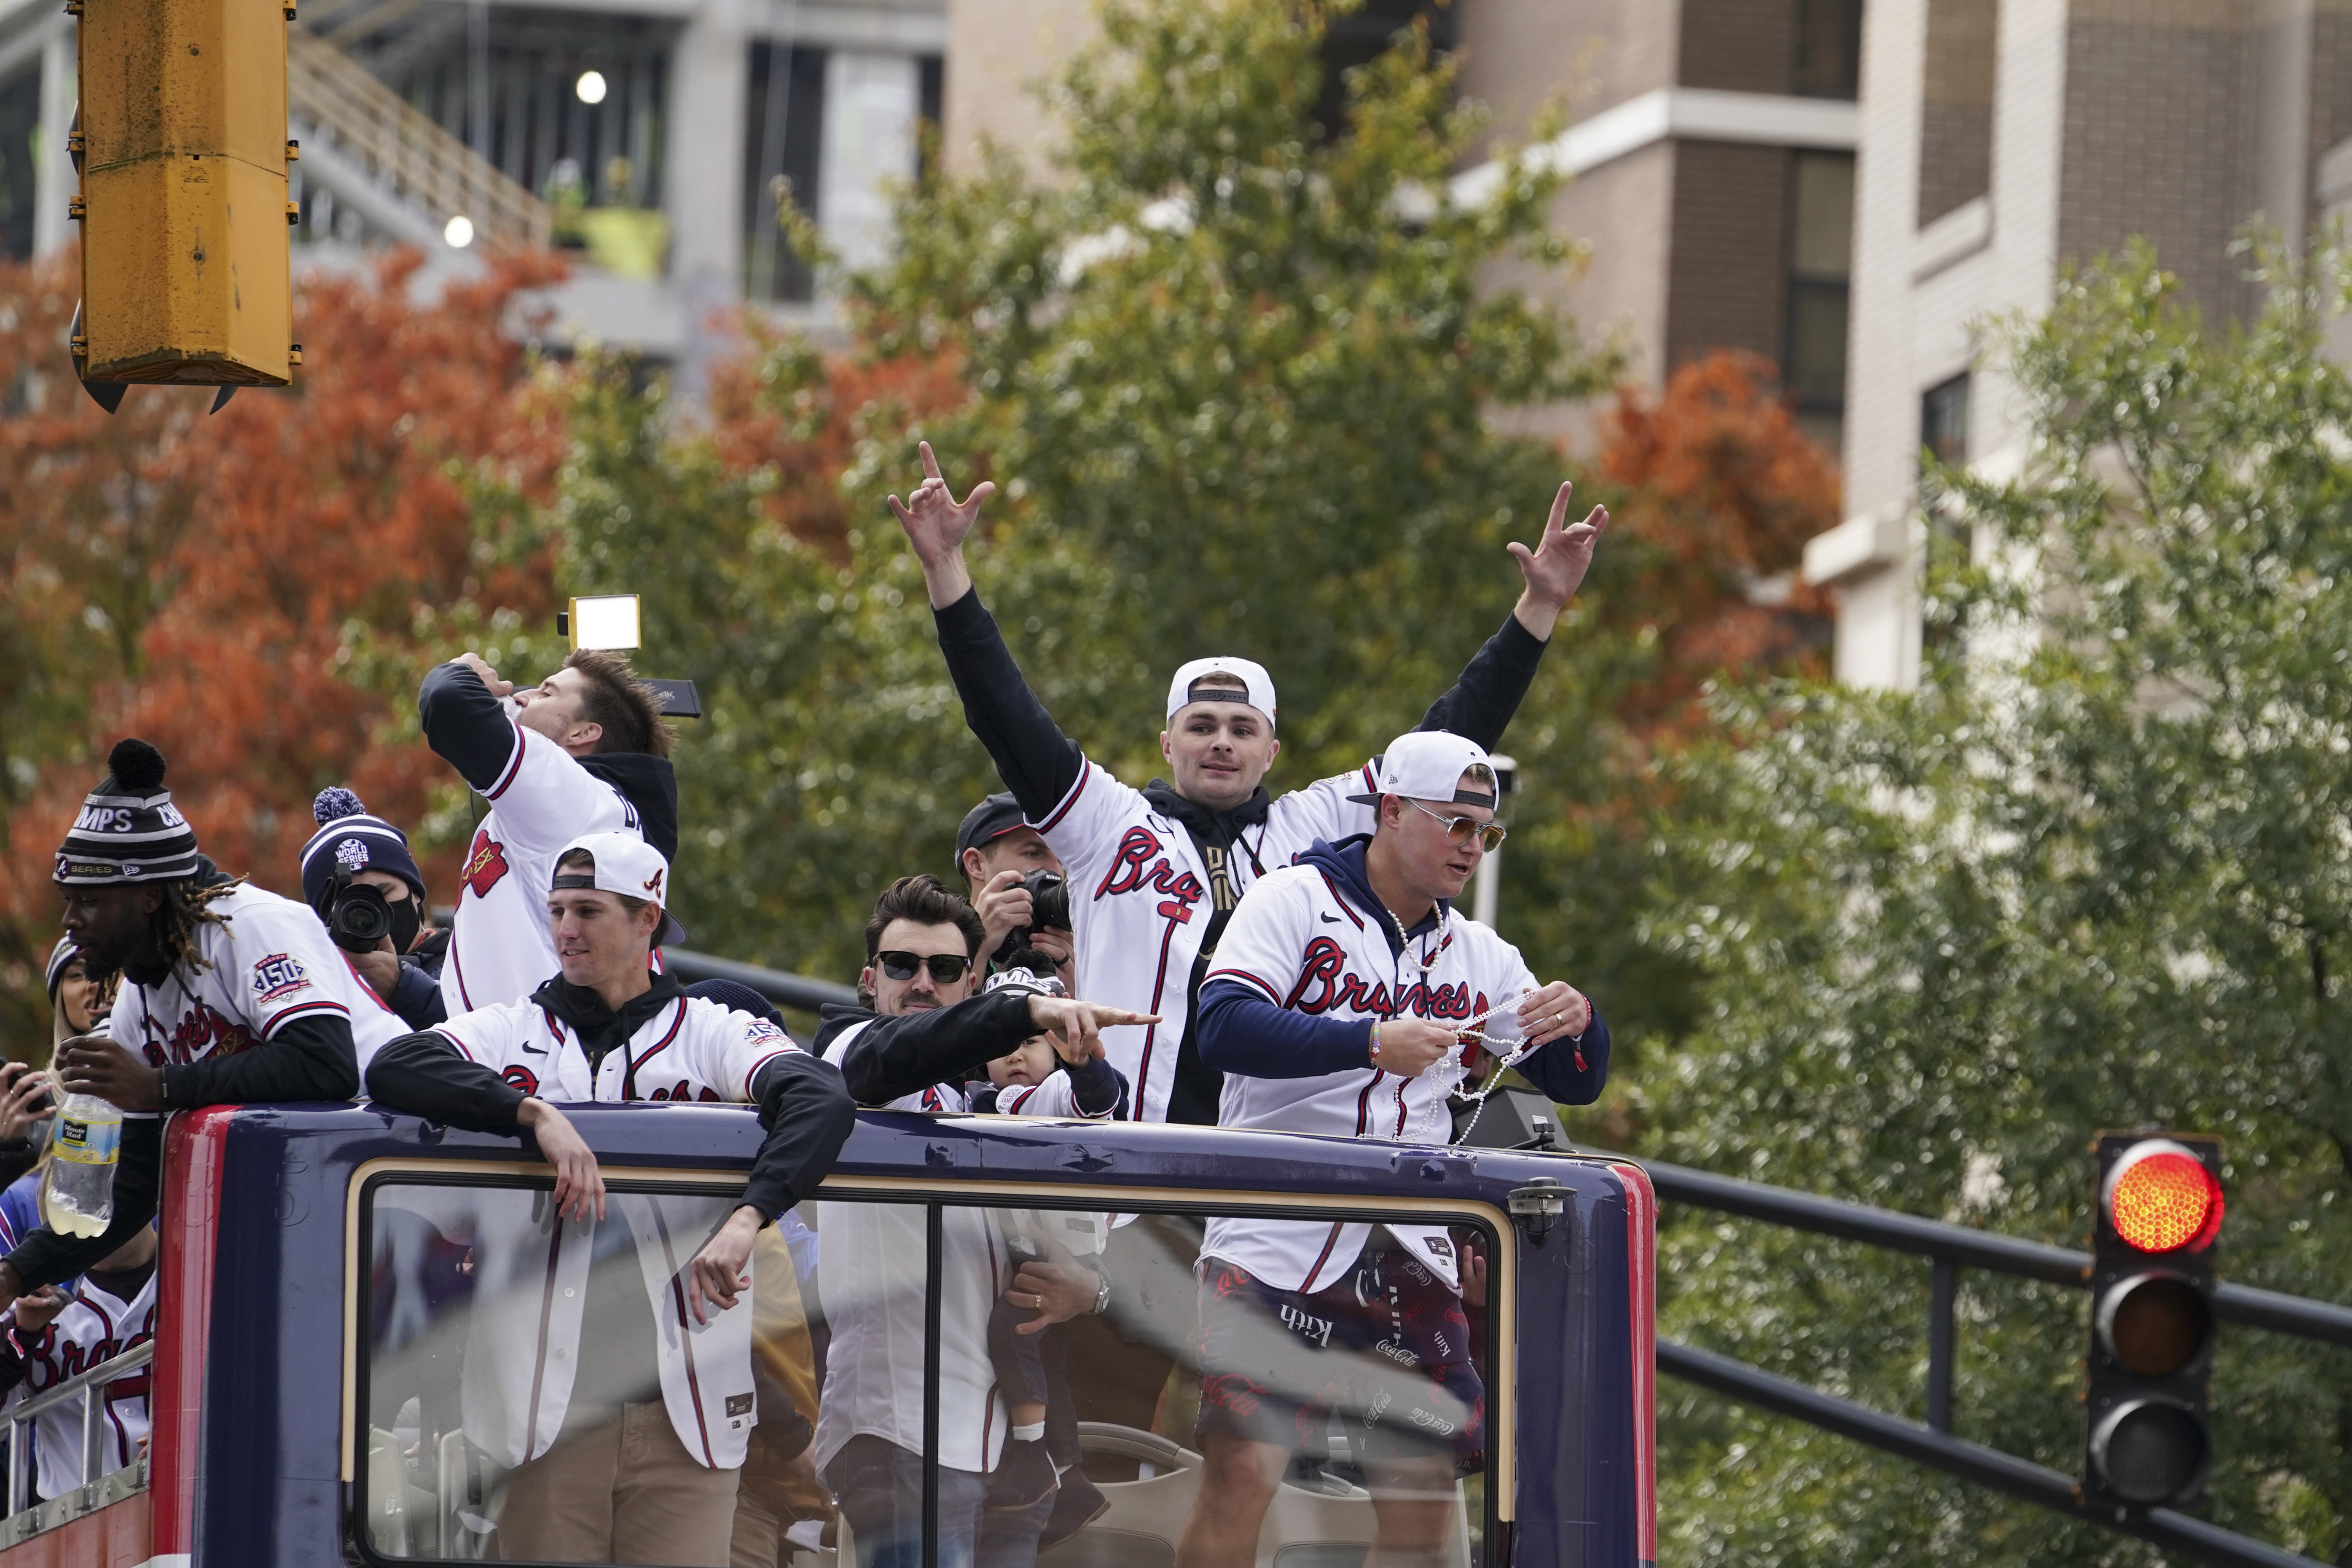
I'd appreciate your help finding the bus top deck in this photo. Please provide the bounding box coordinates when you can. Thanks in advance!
[0,1099,1655,1568]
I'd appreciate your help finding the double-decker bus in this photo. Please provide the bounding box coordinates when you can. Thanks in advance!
[0,1097,1654,1568]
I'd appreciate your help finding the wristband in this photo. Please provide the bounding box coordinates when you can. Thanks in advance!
[1368,1019,1383,1062]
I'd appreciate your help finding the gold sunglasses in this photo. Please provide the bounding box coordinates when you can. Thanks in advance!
[1406,797,1506,853]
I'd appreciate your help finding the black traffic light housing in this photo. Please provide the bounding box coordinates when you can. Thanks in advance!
[2081,1132,2223,1514]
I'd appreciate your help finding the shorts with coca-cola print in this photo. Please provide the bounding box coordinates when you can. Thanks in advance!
[1193,1237,1483,1466]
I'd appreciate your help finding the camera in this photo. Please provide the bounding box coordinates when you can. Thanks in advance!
[991,870,1071,970]
[325,871,419,955]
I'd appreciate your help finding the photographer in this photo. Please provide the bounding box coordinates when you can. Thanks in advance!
[955,793,1074,989]
[301,789,446,1031]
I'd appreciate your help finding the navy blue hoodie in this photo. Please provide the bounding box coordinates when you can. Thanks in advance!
[1195,835,1609,1105]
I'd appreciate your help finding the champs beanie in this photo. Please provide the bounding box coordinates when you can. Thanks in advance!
[300,787,428,911]
[54,738,201,886]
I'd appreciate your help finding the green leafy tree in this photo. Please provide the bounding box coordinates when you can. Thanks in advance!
[1642,240,2352,1563]
[464,0,1633,992]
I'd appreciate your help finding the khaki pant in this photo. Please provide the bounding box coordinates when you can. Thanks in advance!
[495,1401,741,1566]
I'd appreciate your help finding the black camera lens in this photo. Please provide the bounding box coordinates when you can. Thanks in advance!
[1024,871,1071,932]
[328,881,394,953]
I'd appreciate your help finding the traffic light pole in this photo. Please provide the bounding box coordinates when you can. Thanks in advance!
[1661,1339,2319,1568]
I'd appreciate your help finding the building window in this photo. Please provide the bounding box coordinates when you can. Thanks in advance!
[362,9,673,215]
[1794,0,1864,100]
[1787,150,1854,451]
[1921,372,1971,466]
[0,67,34,262]
[1917,0,1996,227]
[744,43,827,303]
[1313,0,1454,143]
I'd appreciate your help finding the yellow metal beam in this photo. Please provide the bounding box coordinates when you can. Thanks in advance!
[74,0,294,387]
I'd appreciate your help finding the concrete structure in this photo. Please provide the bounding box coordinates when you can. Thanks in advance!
[0,0,944,364]
[940,0,1867,451]
[1810,0,2352,690]
[3,0,1860,430]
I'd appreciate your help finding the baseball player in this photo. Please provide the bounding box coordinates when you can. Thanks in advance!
[0,1220,156,1502]
[362,832,855,1568]
[891,441,1608,1127]
[0,740,406,1317]
[813,876,1147,1568]
[419,647,680,1013]
[1175,730,1609,1568]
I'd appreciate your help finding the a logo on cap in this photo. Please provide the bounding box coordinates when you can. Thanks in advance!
[643,869,665,899]
[335,839,370,873]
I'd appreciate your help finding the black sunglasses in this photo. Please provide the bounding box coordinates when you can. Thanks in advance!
[875,950,973,984]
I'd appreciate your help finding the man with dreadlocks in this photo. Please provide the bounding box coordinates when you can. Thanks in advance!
[0,740,408,1313]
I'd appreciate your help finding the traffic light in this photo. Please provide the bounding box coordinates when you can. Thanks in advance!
[70,0,297,411]
[2081,1133,2223,1512]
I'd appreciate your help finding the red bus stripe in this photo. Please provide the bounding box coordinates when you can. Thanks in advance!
[1606,1161,1659,1562]
[152,1107,233,1560]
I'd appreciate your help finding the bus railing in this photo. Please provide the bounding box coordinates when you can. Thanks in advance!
[0,1339,153,1546]
[1635,1157,2341,1568]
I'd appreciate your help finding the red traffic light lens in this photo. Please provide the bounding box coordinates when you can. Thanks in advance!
[2105,1143,2222,1253]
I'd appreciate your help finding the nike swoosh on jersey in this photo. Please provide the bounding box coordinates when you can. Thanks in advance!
[1319,913,1343,924]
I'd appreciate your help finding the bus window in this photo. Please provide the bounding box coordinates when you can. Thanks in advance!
[358,1176,875,1567]
[357,1179,1502,1568]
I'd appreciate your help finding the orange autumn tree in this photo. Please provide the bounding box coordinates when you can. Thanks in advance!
[1498,349,1841,1059]
[0,246,569,1049]
[1592,349,1838,746]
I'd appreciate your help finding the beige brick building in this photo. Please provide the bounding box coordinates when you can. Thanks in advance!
[1807,0,2352,689]
[944,0,1867,446]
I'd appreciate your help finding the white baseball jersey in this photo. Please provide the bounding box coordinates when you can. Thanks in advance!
[4,1265,156,1497]
[107,883,409,1111]
[423,993,807,1470]
[1031,760,1381,1122]
[440,721,646,1014]
[814,1020,1006,1474]
[427,991,801,1106]
[1200,861,1541,1294]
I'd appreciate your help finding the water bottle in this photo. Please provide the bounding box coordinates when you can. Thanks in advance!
[44,1089,122,1238]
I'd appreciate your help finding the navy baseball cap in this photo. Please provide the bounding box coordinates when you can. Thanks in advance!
[955,793,1030,860]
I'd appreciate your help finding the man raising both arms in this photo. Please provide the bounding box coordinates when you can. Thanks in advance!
[890,441,1608,1127]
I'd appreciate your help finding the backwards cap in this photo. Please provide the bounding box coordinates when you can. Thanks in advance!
[551,830,690,948]
[1348,730,1498,808]
[1165,657,1277,724]
[54,738,201,886]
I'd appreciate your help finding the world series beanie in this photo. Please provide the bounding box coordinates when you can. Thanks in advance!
[301,788,428,910]
[54,738,201,886]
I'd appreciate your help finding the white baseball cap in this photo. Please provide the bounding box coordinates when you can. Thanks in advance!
[551,830,690,947]
[1348,731,1500,808]
[1165,656,1277,724]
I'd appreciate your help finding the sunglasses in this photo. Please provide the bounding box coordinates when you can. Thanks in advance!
[1406,797,1508,854]
[875,950,973,984]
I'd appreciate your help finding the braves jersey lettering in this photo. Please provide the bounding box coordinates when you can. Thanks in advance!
[4,1270,157,1498]
[1200,859,1545,1294]
[107,884,407,1109]
[1032,759,1383,1122]
[441,722,647,1014]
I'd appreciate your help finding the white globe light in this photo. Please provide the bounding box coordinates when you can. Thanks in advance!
[575,70,608,105]
[443,214,475,249]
